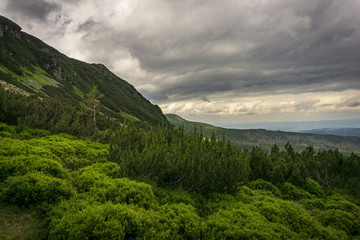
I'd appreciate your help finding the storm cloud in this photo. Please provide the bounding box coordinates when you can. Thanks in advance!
[5,0,61,21]
[1,0,360,123]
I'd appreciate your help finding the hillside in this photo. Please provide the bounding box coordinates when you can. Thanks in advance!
[166,114,360,154]
[0,15,167,126]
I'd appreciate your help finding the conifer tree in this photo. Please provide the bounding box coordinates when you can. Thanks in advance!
[83,86,104,125]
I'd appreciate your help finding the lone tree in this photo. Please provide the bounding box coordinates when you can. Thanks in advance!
[84,86,104,125]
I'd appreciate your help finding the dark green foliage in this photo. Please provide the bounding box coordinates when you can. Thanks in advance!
[110,126,250,194]
[108,124,360,197]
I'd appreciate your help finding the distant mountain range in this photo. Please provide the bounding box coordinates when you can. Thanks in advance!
[0,15,167,127]
[217,118,360,132]
[300,128,360,138]
[166,114,360,154]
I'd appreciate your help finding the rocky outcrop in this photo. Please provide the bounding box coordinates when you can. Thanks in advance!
[0,80,30,96]
[0,16,22,39]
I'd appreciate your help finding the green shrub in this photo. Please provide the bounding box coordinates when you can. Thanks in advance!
[206,205,297,239]
[152,185,195,206]
[0,122,15,132]
[1,172,73,207]
[247,179,281,197]
[300,198,325,210]
[0,155,67,182]
[320,209,360,236]
[325,197,360,214]
[74,168,108,192]
[203,193,237,215]
[82,162,121,178]
[89,178,156,209]
[49,202,160,240]
[74,163,121,192]
[304,178,324,197]
[158,203,207,239]
[235,186,255,203]
[0,131,12,138]
[251,196,333,238]
[281,182,313,200]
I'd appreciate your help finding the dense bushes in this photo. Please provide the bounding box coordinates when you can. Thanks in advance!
[109,125,360,197]
[1,123,360,239]
[110,126,251,194]
[0,155,67,181]
[1,172,73,207]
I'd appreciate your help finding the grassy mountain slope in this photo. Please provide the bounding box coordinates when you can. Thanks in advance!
[0,15,167,126]
[166,114,360,154]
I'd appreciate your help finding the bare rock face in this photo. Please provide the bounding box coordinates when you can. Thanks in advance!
[53,66,64,80]
[0,16,22,39]
[0,80,30,96]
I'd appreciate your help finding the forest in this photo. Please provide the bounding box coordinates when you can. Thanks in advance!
[1,87,360,239]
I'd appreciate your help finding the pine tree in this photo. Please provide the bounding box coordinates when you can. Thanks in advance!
[83,86,104,125]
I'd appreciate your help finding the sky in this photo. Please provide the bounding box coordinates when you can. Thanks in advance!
[1,0,360,125]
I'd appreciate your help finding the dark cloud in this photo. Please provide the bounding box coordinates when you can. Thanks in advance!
[6,0,61,21]
[348,102,360,108]
[86,0,359,104]
[77,18,96,32]
[3,0,360,120]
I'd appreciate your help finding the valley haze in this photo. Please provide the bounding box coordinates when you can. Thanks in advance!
[1,0,360,125]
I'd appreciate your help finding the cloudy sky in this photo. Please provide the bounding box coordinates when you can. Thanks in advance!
[2,0,360,125]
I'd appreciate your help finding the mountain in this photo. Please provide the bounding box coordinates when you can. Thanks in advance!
[301,128,360,137]
[166,114,360,154]
[218,118,360,132]
[0,15,167,126]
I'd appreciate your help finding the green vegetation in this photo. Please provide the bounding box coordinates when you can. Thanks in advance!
[1,15,360,239]
[166,113,360,154]
[120,111,141,122]
[1,122,359,239]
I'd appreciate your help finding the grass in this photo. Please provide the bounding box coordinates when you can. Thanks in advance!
[20,66,49,86]
[0,203,46,240]
[0,66,12,74]
[72,85,84,98]
[120,111,141,122]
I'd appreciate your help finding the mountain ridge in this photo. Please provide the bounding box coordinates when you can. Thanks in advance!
[0,15,167,126]
[166,113,360,154]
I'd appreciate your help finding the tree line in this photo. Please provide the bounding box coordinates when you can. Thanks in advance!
[109,125,360,197]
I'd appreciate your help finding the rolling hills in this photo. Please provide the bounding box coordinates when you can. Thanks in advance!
[0,15,167,126]
[166,114,360,154]
[301,128,360,138]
